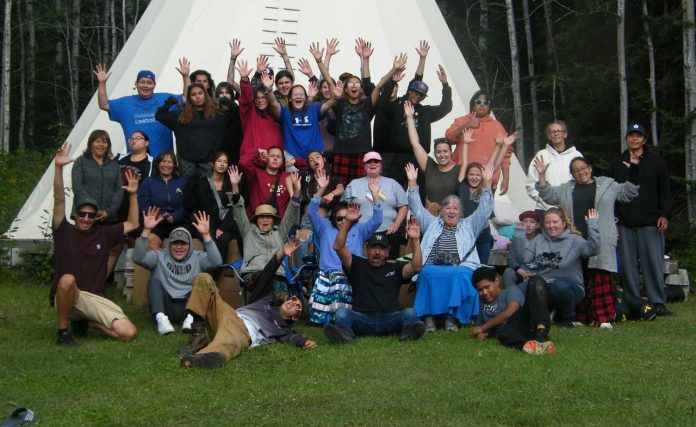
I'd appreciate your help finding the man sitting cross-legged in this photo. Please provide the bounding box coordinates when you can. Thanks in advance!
[323,211,426,344]
[180,234,317,369]
[52,144,140,347]
[470,266,556,355]
[133,207,222,335]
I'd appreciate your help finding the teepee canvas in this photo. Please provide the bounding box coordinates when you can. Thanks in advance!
[6,0,533,242]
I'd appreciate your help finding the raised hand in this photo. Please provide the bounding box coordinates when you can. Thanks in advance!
[585,208,599,220]
[122,169,139,194]
[436,64,448,84]
[326,38,340,57]
[367,177,381,197]
[481,163,494,188]
[192,211,211,236]
[315,169,329,189]
[142,206,163,230]
[403,100,415,117]
[359,38,373,59]
[229,39,244,60]
[393,53,408,71]
[463,128,475,144]
[176,57,190,76]
[273,37,288,56]
[405,162,419,183]
[283,235,302,257]
[92,64,111,83]
[333,80,344,98]
[55,144,75,167]
[289,172,301,196]
[406,217,421,240]
[308,81,318,98]
[345,202,361,223]
[415,40,430,58]
[533,156,548,176]
[227,165,243,186]
[297,58,314,77]
[354,38,364,58]
[309,42,324,61]
[236,59,252,79]
[256,55,269,74]
[260,70,274,90]
[392,69,405,83]
[503,132,517,146]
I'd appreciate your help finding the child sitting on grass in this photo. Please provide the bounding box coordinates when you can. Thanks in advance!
[471,266,555,355]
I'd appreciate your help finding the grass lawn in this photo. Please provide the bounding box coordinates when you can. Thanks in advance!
[1,275,695,426]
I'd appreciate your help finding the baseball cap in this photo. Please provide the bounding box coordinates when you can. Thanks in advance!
[136,70,156,83]
[367,234,390,248]
[625,123,646,137]
[363,151,382,163]
[169,227,191,245]
[408,80,429,97]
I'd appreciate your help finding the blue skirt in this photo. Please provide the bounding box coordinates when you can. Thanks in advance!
[309,270,352,325]
[414,264,479,324]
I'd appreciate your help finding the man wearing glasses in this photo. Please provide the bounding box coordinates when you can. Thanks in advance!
[51,144,140,347]
[447,90,511,194]
[180,236,317,369]
[525,121,583,211]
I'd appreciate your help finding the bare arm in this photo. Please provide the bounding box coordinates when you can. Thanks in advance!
[176,57,191,102]
[261,71,281,118]
[93,64,111,112]
[414,40,430,77]
[122,170,140,234]
[52,145,75,229]
[334,203,361,270]
[226,39,244,94]
[324,38,340,70]
[401,219,423,279]
[404,101,428,170]
[371,53,407,107]
[458,129,473,182]
[273,37,294,80]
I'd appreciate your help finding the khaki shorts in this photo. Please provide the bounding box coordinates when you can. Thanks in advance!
[56,291,128,328]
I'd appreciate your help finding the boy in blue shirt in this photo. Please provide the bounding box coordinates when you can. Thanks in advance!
[471,267,555,355]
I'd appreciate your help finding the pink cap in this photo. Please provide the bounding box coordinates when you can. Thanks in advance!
[363,151,382,163]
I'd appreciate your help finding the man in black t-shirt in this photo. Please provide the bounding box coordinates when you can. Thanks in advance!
[323,204,425,344]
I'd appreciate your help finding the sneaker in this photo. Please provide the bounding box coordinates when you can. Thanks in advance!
[57,330,79,347]
[71,319,89,338]
[599,322,613,330]
[533,327,549,343]
[522,340,556,355]
[181,314,193,334]
[156,314,175,335]
[654,304,676,317]
[323,323,354,345]
[444,316,458,332]
[423,316,436,333]
[398,321,426,341]
[571,321,585,327]
[180,352,226,369]
[556,320,575,329]
[639,303,658,321]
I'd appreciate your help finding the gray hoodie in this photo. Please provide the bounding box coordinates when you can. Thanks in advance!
[133,228,223,298]
[511,218,599,287]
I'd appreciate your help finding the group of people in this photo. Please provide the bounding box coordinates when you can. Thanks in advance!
[50,37,673,367]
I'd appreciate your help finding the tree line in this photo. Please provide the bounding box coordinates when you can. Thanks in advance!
[0,0,694,224]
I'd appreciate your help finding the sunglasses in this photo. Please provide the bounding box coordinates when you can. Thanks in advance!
[346,82,361,88]
[474,99,491,106]
[335,216,346,222]
[77,211,97,219]
[289,296,303,320]
[365,159,381,164]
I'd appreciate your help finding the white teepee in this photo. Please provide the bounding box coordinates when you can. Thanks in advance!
[6,0,533,242]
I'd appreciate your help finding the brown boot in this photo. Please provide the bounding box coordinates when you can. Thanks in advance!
[178,321,208,356]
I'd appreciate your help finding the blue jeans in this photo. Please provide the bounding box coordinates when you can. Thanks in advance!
[334,307,418,336]
[519,277,584,320]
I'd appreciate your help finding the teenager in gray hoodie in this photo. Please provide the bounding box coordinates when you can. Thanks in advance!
[133,207,222,335]
[510,206,600,327]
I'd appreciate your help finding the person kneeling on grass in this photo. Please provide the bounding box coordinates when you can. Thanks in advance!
[471,267,555,355]
[133,207,222,335]
[180,235,317,369]
[323,213,426,344]
[51,144,139,347]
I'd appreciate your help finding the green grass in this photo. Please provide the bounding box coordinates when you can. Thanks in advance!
[1,275,695,426]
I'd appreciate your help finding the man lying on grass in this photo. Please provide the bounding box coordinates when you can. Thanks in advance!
[323,210,426,344]
[470,267,555,355]
[51,144,139,347]
[180,234,317,369]
[133,207,222,336]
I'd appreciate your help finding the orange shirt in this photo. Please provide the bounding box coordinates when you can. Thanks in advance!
[446,114,511,170]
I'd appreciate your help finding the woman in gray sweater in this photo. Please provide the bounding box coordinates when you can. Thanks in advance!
[535,157,638,328]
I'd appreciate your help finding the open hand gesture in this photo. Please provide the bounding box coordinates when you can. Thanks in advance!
[261,70,274,90]
[273,37,288,56]
[93,64,111,83]
[326,38,340,57]
[256,55,269,74]
[333,80,344,98]
[406,218,421,240]
[236,60,252,79]
[122,169,139,194]
[227,165,243,186]
[367,177,381,197]
[481,163,494,188]
[176,57,190,76]
[229,39,244,60]
[283,235,302,257]
[297,58,314,77]
[392,69,405,83]
[309,42,324,62]
[503,131,517,146]
[393,53,408,71]
[55,144,75,167]
[308,81,318,99]
[403,100,415,117]
[533,156,548,176]
[142,206,164,230]
[405,162,419,182]
[463,128,475,144]
[585,208,599,220]
[289,172,301,197]
[415,40,430,58]
[315,169,329,189]
[192,211,211,236]
[357,38,373,59]
[436,64,448,84]
[345,202,361,223]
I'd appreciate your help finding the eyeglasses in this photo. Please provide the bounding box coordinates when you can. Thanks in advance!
[77,211,97,219]
[289,296,303,320]
[365,159,381,164]
[474,99,491,106]
[549,129,566,134]
[129,136,145,141]
[346,82,361,88]
[335,216,346,222]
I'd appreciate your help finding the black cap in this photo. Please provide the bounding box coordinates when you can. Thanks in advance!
[367,234,390,248]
